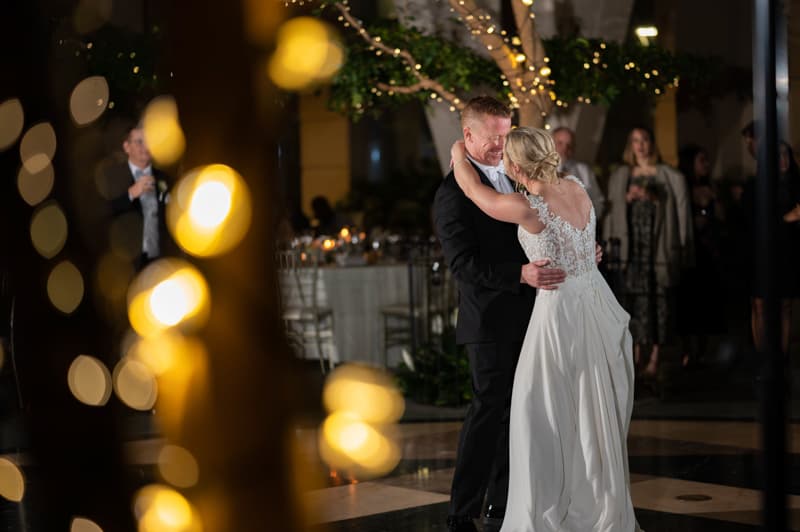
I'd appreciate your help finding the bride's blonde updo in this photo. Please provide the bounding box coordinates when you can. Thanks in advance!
[504,126,561,185]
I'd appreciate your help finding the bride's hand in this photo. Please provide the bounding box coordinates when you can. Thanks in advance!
[450,140,466,165]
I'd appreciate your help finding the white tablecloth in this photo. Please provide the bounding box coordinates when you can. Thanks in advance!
[281,264,411,368]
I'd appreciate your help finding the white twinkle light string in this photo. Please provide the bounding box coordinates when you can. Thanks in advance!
[286,0,678,121]
[285,0,555,122]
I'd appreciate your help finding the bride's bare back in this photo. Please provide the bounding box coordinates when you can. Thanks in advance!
[519,176,593,235]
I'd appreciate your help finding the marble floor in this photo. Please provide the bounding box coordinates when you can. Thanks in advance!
[1,348,799,530]
[302,420,800,531]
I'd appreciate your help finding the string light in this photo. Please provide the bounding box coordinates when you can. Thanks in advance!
[288,1,686,123]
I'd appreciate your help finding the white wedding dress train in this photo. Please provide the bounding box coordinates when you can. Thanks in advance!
[500,176,641,532]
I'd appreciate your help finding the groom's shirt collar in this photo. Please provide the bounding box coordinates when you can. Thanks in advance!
[466,155,504,183]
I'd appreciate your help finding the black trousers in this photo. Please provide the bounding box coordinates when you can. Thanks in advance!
[449,340,522,519]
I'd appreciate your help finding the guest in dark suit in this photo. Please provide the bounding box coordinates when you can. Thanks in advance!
[433,97,567,532]
[109,125,173,271]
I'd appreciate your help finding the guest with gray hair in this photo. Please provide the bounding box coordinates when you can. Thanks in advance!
[109,124,173,271]
[551,127,606,219]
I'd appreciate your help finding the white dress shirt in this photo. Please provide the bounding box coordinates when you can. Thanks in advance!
[467,156,515,194]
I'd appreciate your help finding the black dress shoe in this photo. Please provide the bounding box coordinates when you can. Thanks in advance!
[482,505,505,532]
[447,515,478,532]
[484,504,505,520]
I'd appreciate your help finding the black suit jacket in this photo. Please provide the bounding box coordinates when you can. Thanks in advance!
[106,162,174,264]
[433,164,535,345]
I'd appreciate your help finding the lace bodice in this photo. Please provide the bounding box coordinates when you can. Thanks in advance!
[518,175,596,278]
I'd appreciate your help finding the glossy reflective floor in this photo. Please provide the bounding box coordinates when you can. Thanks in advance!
[301,418,800,531]
[299,348,800,532]
[1,351,799,531]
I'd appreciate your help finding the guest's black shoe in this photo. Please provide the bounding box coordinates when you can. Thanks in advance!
[447,515,478,532]
[482,505,505,532]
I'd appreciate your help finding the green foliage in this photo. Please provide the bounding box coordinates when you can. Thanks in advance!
[54,21,168,117]
[325,20,750,121]
[542,37,750,110]
[394,331,473,407]
[328,21,507,120]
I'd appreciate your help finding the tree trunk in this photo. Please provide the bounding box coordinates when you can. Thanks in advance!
[518,103,545,128]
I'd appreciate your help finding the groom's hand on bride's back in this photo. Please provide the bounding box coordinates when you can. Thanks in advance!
[521,259,566,290]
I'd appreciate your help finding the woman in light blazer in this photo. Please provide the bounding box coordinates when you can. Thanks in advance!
[603,126,693,378]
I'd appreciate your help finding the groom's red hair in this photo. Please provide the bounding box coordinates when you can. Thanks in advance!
[461,96,511,127]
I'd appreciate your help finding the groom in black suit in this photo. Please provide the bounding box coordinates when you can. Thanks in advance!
[434,97,566,532]
[108,125,173,271]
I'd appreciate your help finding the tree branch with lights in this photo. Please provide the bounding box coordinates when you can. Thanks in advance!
[301,1,749,126]
[330,1,465,110]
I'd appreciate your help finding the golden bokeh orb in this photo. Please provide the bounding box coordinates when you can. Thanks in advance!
[318,412,401,478]
[0,458,25,502]
[0,98,24,151]
[30,202,68,258]
[127,259,210,338]
[113,357,158,411]
[134,484,202,532]
[68,355,112,407]
[167,165,251,257]
[142,96,186,166]
[73,0,112,34]
[18,162,55,206]
[47,261,85,315]
[70,516,104,532]
[157,445,200,488]
[126,332,185,376]
[323,364,405,424]
[20,122,56,174]
[69,76,109,126]
[268,17,344,90]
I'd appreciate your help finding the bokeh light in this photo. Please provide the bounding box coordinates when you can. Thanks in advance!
[20,122,56,174]
[157,445,200,488]
[142,96,186,166]
[30,202,68,258]
[18,162,54,206]
[167,164,252,257]
[73,0,112,34]
[70,516,104,532]
[188,181,231,229]
[317,364,404,478]
[0,458,25,502]
[113,357,158,411]
[133,484,202,532]
[139,335,208,437]
[323,365,404,424]
[127,331,188,376]
[268,17,344,90]
[0,98,24,151]
[127,259,210,338]
[68,355,112,406]
[69,76,109,126]
[318,412,401,478]
[47,261,85,314]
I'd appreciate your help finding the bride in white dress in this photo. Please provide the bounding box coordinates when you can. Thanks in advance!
[451,127,641,532]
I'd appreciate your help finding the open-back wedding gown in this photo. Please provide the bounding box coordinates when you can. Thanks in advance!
[500,176,641,532]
